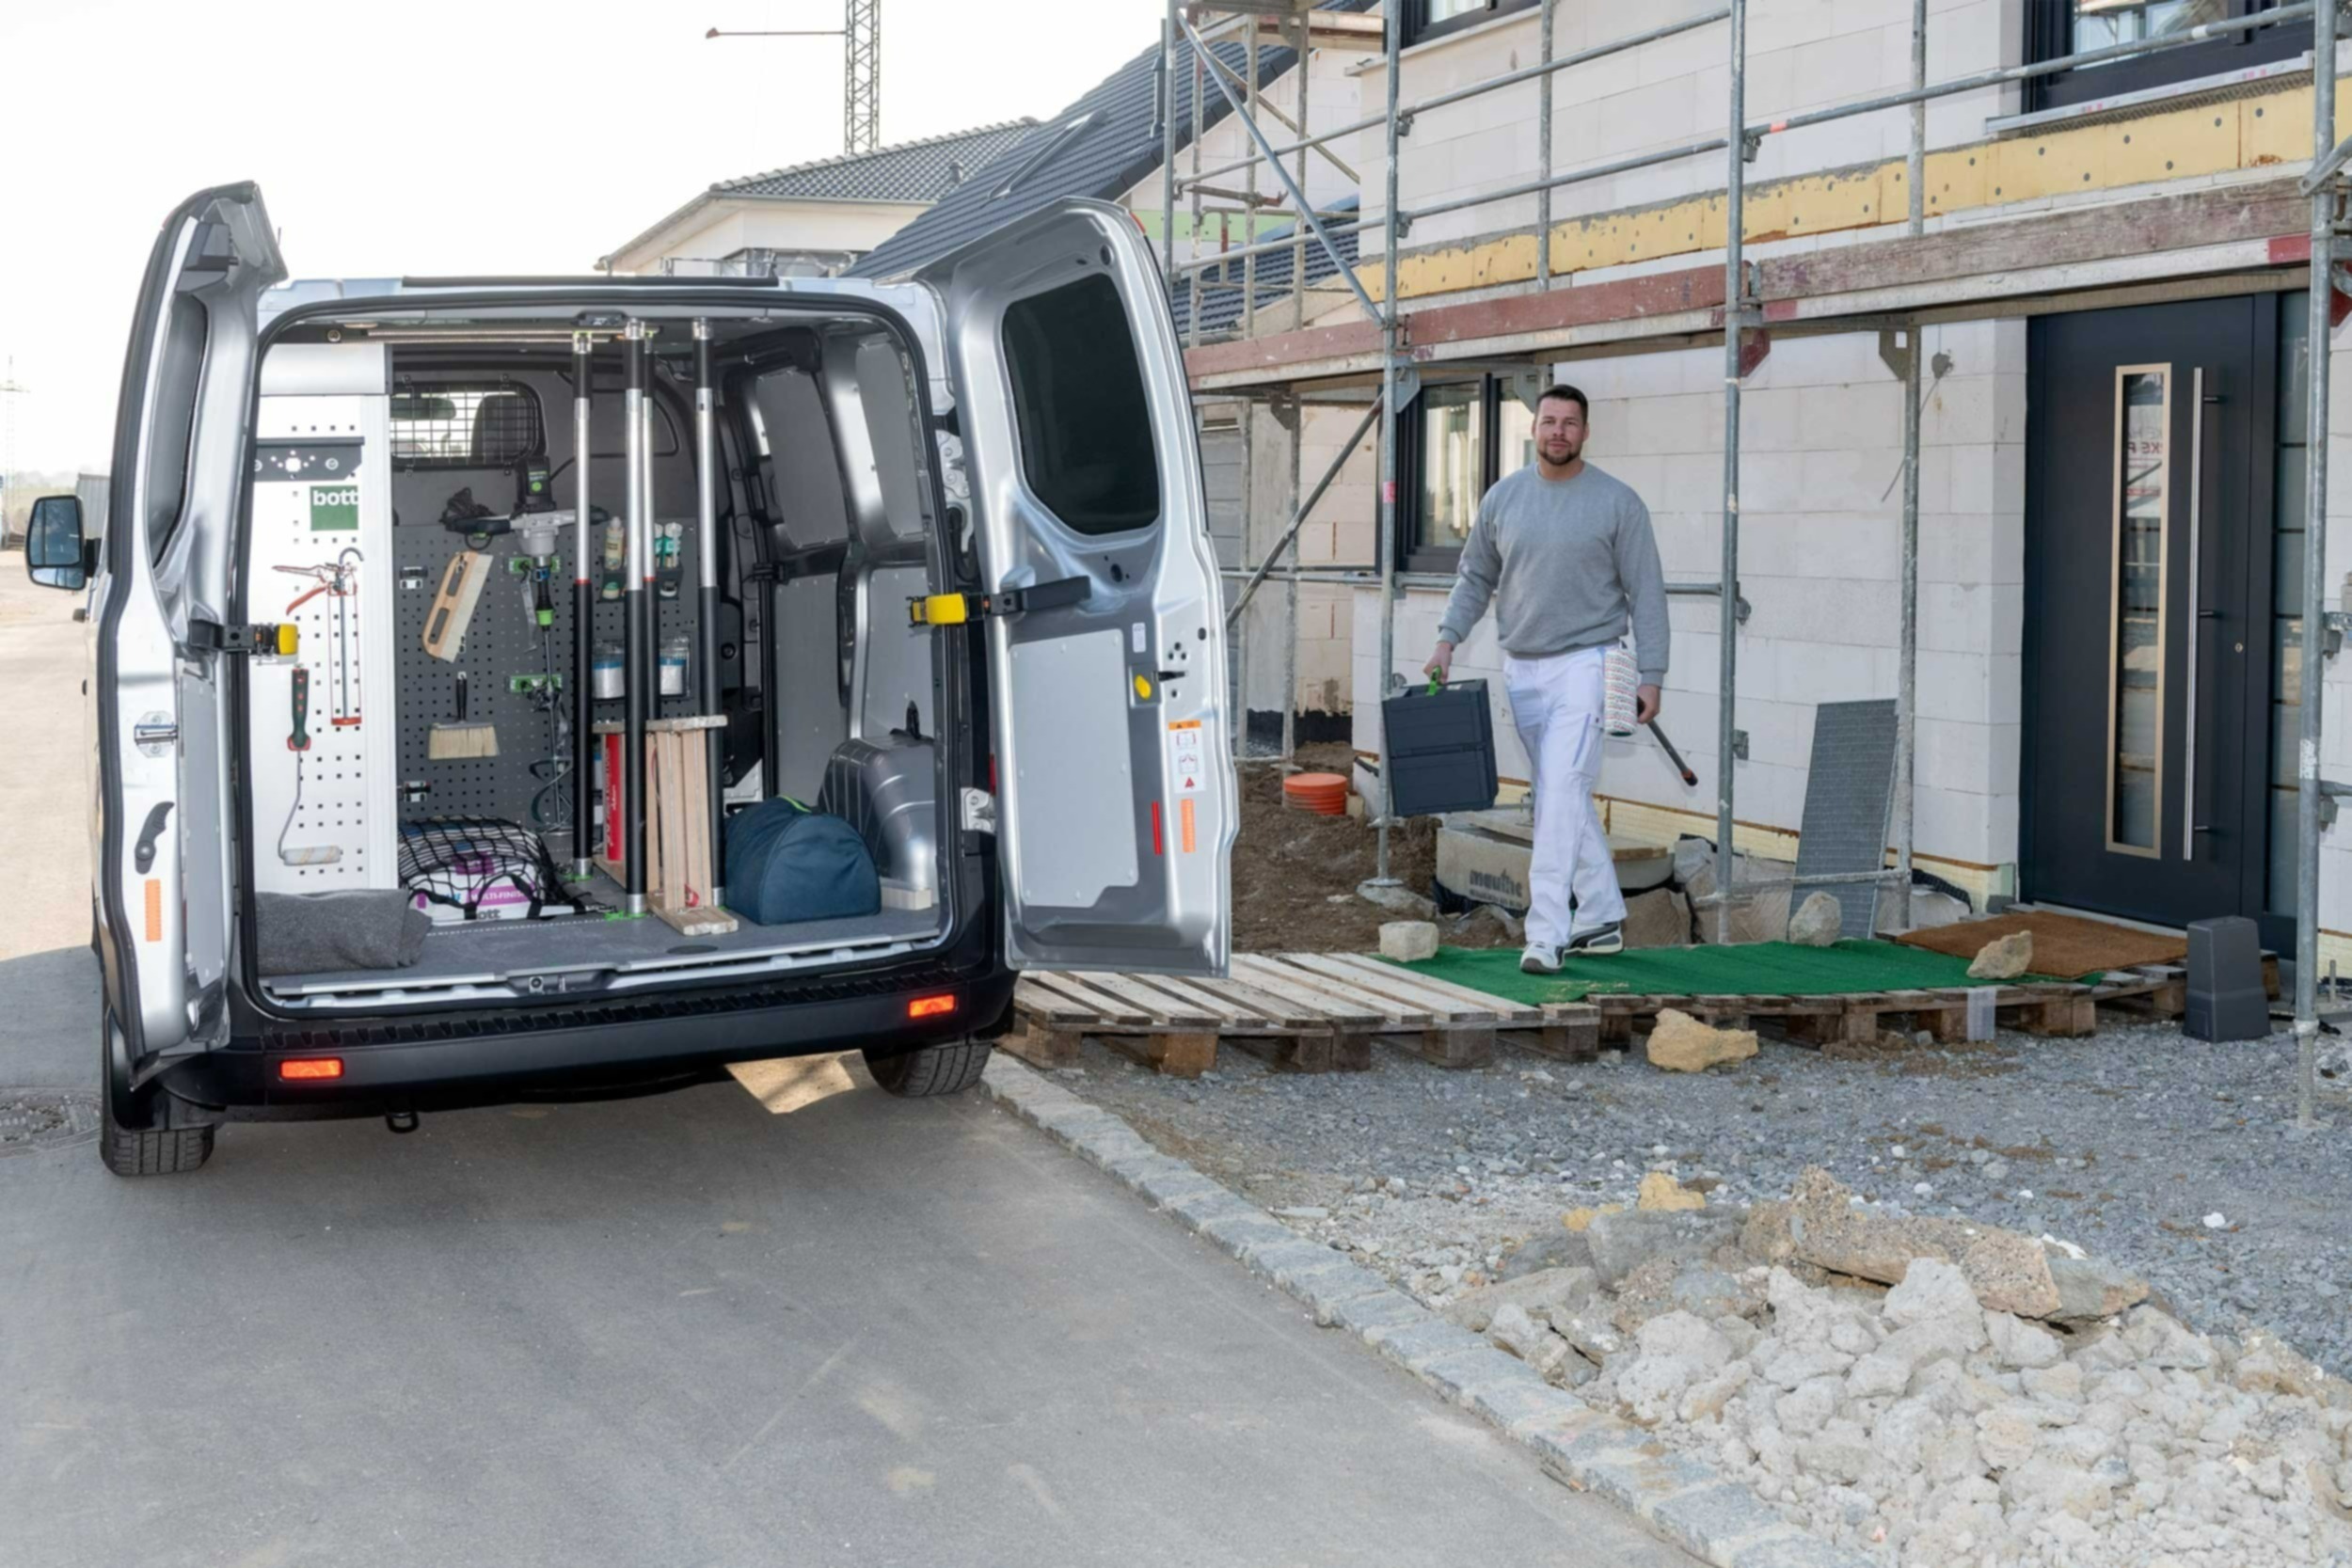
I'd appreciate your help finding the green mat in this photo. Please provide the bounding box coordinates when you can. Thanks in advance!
[1381,940,2054,1006]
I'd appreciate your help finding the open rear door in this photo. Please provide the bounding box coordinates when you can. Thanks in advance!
[918,200,1234,974]
[95,184,283,1075]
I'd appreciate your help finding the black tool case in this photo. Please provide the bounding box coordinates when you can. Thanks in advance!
[1380,679,1499,817]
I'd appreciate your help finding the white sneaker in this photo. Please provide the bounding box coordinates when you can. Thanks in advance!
[1520,942,1562,975]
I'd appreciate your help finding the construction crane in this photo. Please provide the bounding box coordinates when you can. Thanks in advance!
[707,1,882,155]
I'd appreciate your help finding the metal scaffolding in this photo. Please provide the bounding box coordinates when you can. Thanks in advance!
[1165,0,2348,1119]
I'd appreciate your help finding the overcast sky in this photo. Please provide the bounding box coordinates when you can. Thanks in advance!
[0,0,1170,476]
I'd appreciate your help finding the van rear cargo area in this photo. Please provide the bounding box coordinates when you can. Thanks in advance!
[241,303,961,1012]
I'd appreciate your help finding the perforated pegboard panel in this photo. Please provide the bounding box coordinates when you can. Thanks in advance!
[392,511,708,835]
[247,394,398,893]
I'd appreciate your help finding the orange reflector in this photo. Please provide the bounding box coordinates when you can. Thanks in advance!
[143,879,162,942]
[907,994,957,1020]
[278,1058,344,1081]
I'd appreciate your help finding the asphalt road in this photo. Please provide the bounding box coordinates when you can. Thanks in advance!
[0,567,1692,1568]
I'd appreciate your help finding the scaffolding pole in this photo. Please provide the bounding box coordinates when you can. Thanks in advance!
[1375,0,1404,883]
[1535,0,1554,293]
[1894,0,1927,927]
[2298,0,2339,1128]
[1712,0,1748,942]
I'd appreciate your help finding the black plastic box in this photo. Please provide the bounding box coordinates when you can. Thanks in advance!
[1381,679,1499,817]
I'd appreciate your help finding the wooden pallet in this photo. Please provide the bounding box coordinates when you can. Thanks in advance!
[1009,953,1598,1077]
[1583,968,2183,1049]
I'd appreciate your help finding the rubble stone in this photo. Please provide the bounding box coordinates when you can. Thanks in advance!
[2045,1251,2151,1322]
[1636,1171,1707,1212]
[1376,920,1439,961]
[1440,1264,1599,1335]
[1785,1166,2063,1319]
[1645,1008,1759,1073]
[1788,892,1842,948]
[1967,929,2034,980]
[1583,1208,1742,1288]
[1357,879,1437,920]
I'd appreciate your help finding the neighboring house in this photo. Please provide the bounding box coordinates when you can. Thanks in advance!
[1000,2,2352,964]
[597,119,1039,278]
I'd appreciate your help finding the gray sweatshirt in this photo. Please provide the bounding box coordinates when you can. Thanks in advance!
[1435,462,1671,684]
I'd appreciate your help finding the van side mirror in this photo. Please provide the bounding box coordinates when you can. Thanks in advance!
[24,495,88,592]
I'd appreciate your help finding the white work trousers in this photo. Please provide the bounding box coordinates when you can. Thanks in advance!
[1502,646,1624,948]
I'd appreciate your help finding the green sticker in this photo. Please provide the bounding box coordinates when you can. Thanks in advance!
[309,483,359,531]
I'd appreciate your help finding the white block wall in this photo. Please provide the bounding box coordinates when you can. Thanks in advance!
[1346,322,2026,874]
[1352,0,2019,257]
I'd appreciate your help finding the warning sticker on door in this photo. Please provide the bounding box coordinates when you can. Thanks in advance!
[1167,719,1204,795]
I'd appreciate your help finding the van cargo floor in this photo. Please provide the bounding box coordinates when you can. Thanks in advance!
[265,880,942,1002]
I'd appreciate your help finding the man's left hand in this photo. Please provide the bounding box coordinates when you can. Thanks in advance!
[1636,684,1661,726]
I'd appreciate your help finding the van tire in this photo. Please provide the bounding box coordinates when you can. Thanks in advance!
[98,1004,216,1178]
[864,1037,992,1099]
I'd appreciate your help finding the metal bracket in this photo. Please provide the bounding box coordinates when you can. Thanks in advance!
[1730,729,1750,762]
[2326,610,2352,660]
[2319,780,2352,832]
[1391,365,1423,408]
[1395,109,1415,139]
[1741,132,1765,165]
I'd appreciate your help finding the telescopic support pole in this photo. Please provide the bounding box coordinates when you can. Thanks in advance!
[570,331,596,879]
[693,319,724,908]
[622,321,649,916]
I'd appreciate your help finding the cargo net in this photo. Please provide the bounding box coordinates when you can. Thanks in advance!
[397,817,580,922]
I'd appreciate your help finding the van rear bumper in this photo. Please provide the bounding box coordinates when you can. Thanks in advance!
[170,963,1017,1119]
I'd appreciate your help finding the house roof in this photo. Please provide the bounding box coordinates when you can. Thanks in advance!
[1168,196,1361,341]
[849,3,1375,282]
[598,119,1040,269]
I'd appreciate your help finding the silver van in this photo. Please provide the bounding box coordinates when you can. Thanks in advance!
[24,182,1235,1175]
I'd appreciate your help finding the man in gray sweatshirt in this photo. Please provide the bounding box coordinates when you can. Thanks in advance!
[1425,384,1668,973]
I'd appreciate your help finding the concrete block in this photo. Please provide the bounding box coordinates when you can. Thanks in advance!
[1378,921,1439,961]
[1330,1288,1430,1341]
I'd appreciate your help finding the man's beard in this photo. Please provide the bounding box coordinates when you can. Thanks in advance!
[1540,439,1580,464]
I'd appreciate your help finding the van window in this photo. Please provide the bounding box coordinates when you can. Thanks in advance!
[1000,274,1159,536]
[389,383,545,468]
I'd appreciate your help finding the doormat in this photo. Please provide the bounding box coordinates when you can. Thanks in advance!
[1381,940,2031,1008]
[1895,911,2185,980]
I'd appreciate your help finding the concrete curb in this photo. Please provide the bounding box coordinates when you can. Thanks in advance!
[981,1054,1876,1568]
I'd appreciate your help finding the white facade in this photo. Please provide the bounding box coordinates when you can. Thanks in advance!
[604,197,930,277]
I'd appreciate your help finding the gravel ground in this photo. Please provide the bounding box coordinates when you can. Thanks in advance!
[1055,1016,2352,1378]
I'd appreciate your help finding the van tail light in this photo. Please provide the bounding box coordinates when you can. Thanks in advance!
[278,1058,344,1081]
[907,993,957,1020]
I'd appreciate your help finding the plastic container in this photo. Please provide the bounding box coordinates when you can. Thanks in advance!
[1380,679,1498,817]
[1282,772,1350,816]
[592,641,626,701]
[659,636,690,698]
[1603,642,1641,737]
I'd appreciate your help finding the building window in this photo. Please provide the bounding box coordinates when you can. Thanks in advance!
[2026,1,2306,113]
[1404,0,1538,50]
[1398,372,1543,575]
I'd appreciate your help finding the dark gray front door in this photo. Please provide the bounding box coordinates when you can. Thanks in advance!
[2023,295,2287,941]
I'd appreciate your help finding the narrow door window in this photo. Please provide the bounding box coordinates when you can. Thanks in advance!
[2107,365,2171,855]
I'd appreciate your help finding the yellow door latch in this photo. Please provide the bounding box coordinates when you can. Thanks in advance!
[907,576,1091,627]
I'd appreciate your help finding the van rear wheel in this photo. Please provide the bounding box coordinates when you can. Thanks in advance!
[98,1003,215,1178]
[864,1037,992,1098]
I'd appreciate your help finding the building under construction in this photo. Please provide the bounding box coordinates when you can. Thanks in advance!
[1100,0,2351,1117]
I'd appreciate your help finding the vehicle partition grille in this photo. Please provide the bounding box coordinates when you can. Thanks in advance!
[389,381,545,469]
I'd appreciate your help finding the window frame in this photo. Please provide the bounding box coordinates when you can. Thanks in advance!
[1398,372,1537,576]
[386,379,548,472]
[1403,0,1538,51]
[2026,0,2308,113]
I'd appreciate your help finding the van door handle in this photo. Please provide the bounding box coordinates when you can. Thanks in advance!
[134,802,174,874]
[2182,366,2208,861]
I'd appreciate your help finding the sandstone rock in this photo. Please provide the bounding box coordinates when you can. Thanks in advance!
[1377,920,1438,961]
[1784,1166,2063,1319]
[1621,885,1692,949]
[1637,1171,1707,1212]
[1441,1264,1600,1334]
[1584,1208,1742,1288]
[1357,879,1437,920]
[1788,891,1843,947]
[1984,1310,2063,1370]
[1740,1199,1799,1265]
[1646,1008,1759,1072]
[1967,929,2033,980]
[1560,1203,1625,1233]
[2231,1330,2328,1400]
[2044,1252,2150,1322]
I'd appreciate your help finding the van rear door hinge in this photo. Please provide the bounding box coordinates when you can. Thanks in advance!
[189,619,299,657]
[908,578,1089,627]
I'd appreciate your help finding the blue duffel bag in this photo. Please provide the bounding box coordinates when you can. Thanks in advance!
[723,798,882,927]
